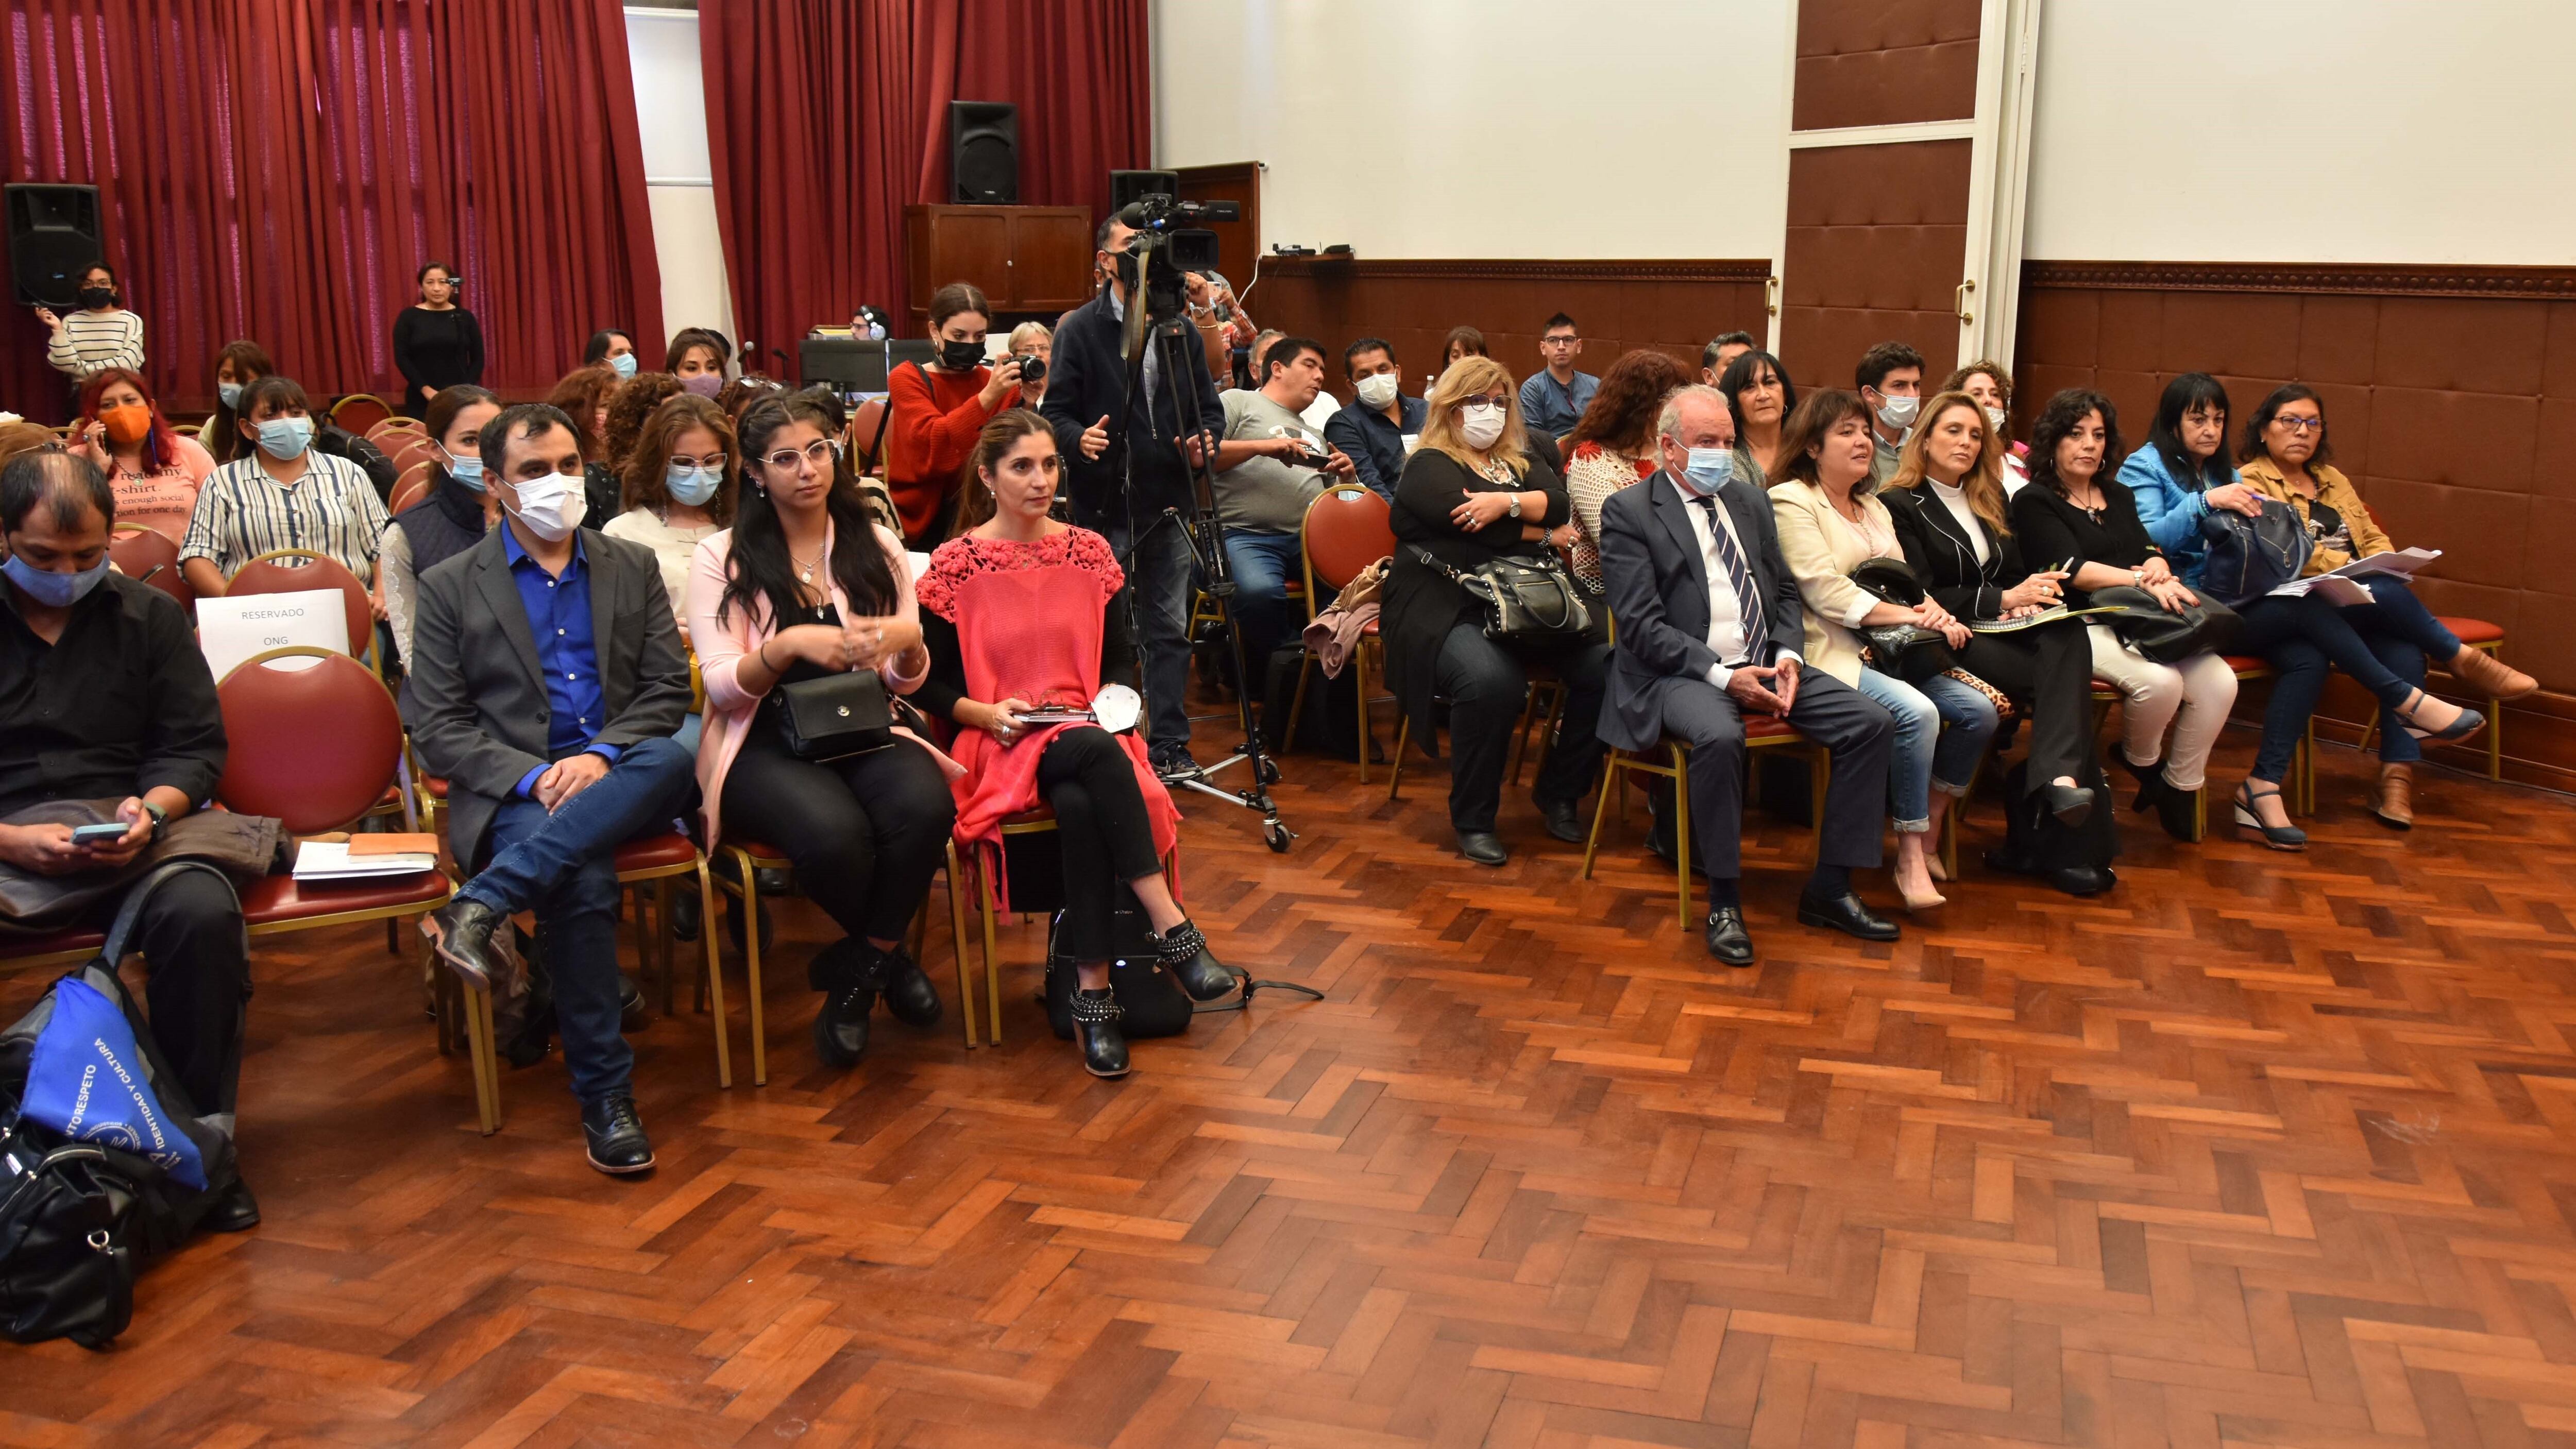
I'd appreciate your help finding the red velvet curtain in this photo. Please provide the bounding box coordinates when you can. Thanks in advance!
[0,0,662,421]
[698,0,1149,363]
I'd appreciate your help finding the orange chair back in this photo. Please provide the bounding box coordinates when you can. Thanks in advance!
[330,394,393,437]
[228,551,373,660]
[848,398,891,475]
[1302,486,1395,594]
[389,462,433,514]
[109,524,192,609]
[365,417,424,448]
[215,647,403,834]
[389,439,439,477]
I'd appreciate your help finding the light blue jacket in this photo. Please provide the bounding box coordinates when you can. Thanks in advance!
[2117,444,2236,589]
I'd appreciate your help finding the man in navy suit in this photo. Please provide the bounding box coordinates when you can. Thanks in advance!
[1596,386,1899,963]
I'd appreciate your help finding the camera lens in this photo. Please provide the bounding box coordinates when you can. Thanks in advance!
[1016,355,1046,385]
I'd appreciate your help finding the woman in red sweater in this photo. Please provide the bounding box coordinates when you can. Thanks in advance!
[886,281,1023,548]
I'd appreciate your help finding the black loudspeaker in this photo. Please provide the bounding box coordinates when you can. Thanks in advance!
[1110,169,1180,213]
[4,183,103,307]
[949,100,1018,204]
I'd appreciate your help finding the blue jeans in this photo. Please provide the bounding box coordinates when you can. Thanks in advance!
[1089,509,1197,758]
[460,736,696,1105]
[1222,529,1303,674]
[1852,668,1999,832]
[2238,575,2458,780]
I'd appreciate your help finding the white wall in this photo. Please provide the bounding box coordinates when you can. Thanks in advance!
[1152,0,1791,261]
[624,8,734,345]
[2026,0,2576,264]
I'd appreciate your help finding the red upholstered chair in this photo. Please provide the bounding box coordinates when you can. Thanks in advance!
[846,398,891,476]
[0,924,110,982]
[109,523,192,610]
[1579,718,1825,931]
[388,462,433,514]
[330,393,393,437]
[227,550,376,669]
[388,439,440,479]
[2347,617,2511,782]
[948,809,1181,1051]
[365,417,424,448]
[1286,486,1397,781]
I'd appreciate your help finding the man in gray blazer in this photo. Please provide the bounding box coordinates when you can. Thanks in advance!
[406,403,693,1176]
[1597,386,1898,963]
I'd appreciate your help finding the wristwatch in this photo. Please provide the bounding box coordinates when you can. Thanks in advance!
[140,800,168,841]
[1506,493,1523,520]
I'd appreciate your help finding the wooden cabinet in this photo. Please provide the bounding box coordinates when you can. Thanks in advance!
[903,204,1094,324]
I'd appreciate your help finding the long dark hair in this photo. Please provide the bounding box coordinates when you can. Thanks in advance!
[2148,372,2233,489]
[76,367,176,474]
[1718,349,1797,441]
[1565,349,1690,455]
[1772,389,1876,493]
[2025,389,2123,498]
[206,339,274,464]
[720,393,896,629]
[2239,383,2332,468]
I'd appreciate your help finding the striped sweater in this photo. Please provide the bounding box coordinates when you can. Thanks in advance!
[45,308,146,379]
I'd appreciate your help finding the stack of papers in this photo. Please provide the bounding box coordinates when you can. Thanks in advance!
[2268,548,2441,606]
[293,838,438,881]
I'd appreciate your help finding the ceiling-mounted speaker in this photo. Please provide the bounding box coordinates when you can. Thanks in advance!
[950,101,1018,204]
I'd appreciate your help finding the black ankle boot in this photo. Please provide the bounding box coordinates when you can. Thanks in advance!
[2120,754,2164,812]
[2153,777,2201,842]
[876,944,943,1028]
[1070,986,1129,1078]
[1155,920,1235,1001]
[809,939,878,1069]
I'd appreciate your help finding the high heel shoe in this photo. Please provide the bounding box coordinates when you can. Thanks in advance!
[1155,920,1236,1001]
[2153,777,2201,843]
[2120,754,2164,813]
[1070,987,1129,1078]
[2039,780,2095,827]
[2395,689,2485,744]
[2231,780,2307,851]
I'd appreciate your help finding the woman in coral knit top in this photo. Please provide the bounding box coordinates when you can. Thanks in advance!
[884,280,1022,550]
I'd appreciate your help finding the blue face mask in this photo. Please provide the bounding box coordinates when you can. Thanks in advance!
[256,416,314,461]
[608,352,637,379]
[441,447,484,492]
[1681,446,1734,495]
[217,381,244,410]
[3,551,112,608]
[665,463,720,507]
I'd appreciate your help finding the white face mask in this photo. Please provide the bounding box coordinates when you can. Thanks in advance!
[1353,372,1401,410]
[507,470,588,542]
[1982,404,2007,435]
[1458,402,1505,450]
[1874,395,1920,430]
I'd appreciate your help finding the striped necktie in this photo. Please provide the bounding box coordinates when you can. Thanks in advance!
[1692,492,1767,660]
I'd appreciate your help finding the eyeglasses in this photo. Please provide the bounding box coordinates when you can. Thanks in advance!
[668,453,727,471]
[1457,393,1510,410]
[1539,335,1580,347]
[759,438,841,471]
[2273,416,2325,434]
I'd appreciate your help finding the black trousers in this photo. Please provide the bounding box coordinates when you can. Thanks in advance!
[1953,621,2096,793]
[721,738,957,946]
[83,868,249,1115]
[1658,668,1894,882]
[1432,623,1612,832]
[1040,727,1164,961]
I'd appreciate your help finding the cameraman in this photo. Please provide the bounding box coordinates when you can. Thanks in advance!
[1039,215,1228,778]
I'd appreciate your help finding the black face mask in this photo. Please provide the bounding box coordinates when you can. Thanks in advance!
[938,338,987,371]
[77,286,115,309]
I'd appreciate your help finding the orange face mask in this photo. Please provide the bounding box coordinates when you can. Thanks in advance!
[99,403,151,447]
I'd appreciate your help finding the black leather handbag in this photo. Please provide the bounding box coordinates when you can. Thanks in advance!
[2199,498,2311,607]
[1844,557,1956,683]
[1411,548,1591,643]
[772,669,894,761]
[2088,585,2243,663]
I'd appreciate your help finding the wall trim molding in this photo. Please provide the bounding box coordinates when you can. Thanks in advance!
[2025,259,2576,301]
[1787,119,1977,149]
[1257,257,1773,285]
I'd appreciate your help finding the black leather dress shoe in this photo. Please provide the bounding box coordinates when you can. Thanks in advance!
[1704,907,1755,966]
[1796,889,1901,942]
[875,945,943,1028]
[581,1093,655,1175]
[204,1178,261,1233]
[1156,921,1236,1001]
[422,898,505,991]
[2039,781,2096,827]
[618,974,648,1033]
[1455,830,1509,866]
[1537,798,1584,844]
[807,939,878,1068]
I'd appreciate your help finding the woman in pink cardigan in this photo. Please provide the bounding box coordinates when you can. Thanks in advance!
[688,393,960,1071]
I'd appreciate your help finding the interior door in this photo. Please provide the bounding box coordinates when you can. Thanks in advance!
[1771,0,2042,391]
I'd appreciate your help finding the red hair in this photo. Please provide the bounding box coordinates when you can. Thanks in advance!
[76,367,178,473]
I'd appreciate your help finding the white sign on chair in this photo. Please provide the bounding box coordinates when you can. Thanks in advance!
[197,590,349,681]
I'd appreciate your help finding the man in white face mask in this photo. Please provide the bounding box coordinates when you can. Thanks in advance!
[406,403,696,1178]
[1855,341,1925,488]
[1323,337,1427,501]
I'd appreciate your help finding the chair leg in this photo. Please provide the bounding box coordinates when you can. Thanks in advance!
[657,878,676,1014]
[1355,649,1378,785]
[463,979,500,1135]
[1286,653,1314,763]
[1808,747,1829,865]
[698,857,731,1089]
[1580,752,1622,880]
[948,844,979,1049]
[1508,688,1537,787]
[2490,688,2504,781]
[1387,718,1409,804]
[1670,743,1692,931]
[730,847,768,1088]
[979,849,1003,1046]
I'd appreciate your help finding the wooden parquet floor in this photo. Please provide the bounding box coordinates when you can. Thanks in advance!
[9,729,2576,1448]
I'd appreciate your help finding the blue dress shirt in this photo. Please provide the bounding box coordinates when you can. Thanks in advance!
[1321,392,1429,500]
[1518,369,1599,437]
[503,526,619,797]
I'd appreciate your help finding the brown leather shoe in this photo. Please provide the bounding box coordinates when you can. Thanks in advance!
[2450,644,2536,700]
[2372,763,2414,831]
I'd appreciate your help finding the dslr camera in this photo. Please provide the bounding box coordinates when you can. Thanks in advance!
[1010,353,1046,386]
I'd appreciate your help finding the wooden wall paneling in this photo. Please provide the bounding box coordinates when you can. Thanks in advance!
[1780,139,1974,392]
[1174,162,1261,295]
[2012,260,2576,790]
[1791,0,1982,130]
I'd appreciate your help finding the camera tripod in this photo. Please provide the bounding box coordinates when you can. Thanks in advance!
[1108,242,1295,857]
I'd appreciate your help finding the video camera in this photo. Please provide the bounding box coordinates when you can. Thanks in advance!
[1109,178,1238,320]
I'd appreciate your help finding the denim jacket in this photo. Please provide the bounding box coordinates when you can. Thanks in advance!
[2117,444,2235,589]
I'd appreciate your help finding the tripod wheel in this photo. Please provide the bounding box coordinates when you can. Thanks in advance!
[1265,822,1293,854]
[1256,756,1282,787]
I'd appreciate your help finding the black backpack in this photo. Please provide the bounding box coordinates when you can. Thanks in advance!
[0,864,242,1350]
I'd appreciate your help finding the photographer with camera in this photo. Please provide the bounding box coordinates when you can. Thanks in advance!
[886,282,1022,550]
[1039,214,1228,780]
[1006,322,1053,411]
[1211,336,1355,681]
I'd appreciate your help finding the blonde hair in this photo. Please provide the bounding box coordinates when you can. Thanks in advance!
[1883,390,2010,537]
[1006,321,1052,353]
[1416,354,1529,476]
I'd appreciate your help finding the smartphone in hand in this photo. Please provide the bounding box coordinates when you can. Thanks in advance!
[70,822,131,845]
